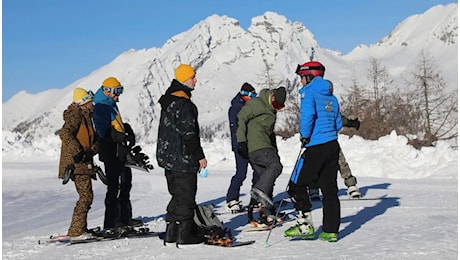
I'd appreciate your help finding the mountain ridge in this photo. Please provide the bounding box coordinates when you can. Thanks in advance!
[2,4,457,158]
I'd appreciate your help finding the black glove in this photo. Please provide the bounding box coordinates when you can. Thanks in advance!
[237,142,249,159]
[348,119,361,130]
[73,151,85,163]
[124,123,136,147]
[301,137,310,147]
[73,149,96,163]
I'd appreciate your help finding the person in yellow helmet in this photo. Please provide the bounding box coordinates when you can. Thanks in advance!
[92,77,142,232]
[58,87,99,242]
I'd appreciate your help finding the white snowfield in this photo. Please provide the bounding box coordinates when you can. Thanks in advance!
[2,133,458,259]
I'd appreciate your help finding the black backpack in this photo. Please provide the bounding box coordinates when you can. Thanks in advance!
[193,204,232,241]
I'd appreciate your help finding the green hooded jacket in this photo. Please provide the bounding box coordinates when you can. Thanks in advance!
[236,88,277,153]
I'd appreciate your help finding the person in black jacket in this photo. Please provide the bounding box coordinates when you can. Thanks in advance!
[156,64,207,246]
[225,82,260,213]
[93,77,142,231]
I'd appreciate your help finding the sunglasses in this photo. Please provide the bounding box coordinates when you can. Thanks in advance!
[271,94,285,110]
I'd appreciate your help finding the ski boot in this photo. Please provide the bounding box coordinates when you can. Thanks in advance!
[225,200,244,213]
[319,231,338,242]
[284,211,315,239]
[347,185,361,199]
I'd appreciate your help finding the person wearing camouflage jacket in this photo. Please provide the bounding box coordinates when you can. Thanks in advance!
[58,88,98,238]
[156,64,207,246]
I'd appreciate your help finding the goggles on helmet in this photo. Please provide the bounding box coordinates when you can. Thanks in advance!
[240,90,257,98]
[103,86,124,96]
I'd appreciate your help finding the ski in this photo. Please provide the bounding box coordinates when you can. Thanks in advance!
[70,231,162,245]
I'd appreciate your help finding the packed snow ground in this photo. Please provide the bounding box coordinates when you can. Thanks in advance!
[2,133,458,259]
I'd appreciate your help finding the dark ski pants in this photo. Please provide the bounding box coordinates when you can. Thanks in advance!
[103,158,133,229]
[68,174,93,237]
[165,170,197,222]
[288,140,341,233]
[249,148,283,201]
[226,150,260,202]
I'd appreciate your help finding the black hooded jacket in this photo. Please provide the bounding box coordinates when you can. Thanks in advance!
[156,79,205,173]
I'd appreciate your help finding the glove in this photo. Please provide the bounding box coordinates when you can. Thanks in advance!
[348,119,361,130]
[73,149,96,163]
[237,142,249,159]
[300,137,310,147]
[73,151,85,163]
[124,123,136,147]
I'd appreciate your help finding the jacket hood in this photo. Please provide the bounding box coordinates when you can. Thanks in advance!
[93,87,116,106]
[306,77,332,96]
[258,88,272,106]
[158,79,192,109]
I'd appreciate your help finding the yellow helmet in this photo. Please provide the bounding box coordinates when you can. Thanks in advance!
[73,88,94,105]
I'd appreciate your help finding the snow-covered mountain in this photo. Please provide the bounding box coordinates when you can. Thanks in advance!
[2,3,457,159]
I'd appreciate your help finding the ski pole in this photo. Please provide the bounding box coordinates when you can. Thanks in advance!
[264,147,305,247]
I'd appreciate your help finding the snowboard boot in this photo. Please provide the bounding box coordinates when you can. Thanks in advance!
[308,188,321,201]
[347,185,361,199]
[284,211,315,239]
[163,221,178,245]
[250,187,274,208]
[176,220,204,246]
[319,231,338,242]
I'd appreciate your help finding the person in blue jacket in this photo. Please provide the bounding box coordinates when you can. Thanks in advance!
[225,82,260,213]
[93,77,142,231]
[284,61,342,242]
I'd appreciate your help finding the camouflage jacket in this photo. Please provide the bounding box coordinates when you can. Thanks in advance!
[156,79,205,173]
[58,103,98,178]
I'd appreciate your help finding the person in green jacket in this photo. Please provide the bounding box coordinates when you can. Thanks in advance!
[236,87,286,226]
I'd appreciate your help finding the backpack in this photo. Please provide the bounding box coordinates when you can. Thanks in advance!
[193,204,232,243]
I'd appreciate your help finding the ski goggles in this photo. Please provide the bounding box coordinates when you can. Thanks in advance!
[271,94,285,110]
[102,86,124,96]
[240,90,257,98]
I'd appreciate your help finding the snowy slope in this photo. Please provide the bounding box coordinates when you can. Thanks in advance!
[2,133,458,259]
[2,4,458,160]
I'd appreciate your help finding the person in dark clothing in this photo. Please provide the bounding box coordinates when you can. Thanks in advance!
[284,61,342,242]
[156,64,207,246]
[225,82,260,213]
[236,86,286,225]
[92,77,142,231]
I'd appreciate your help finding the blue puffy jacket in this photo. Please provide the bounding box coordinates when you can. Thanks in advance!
[299,77,342,147]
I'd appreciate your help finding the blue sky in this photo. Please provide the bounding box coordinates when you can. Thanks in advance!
[2,0,456,102]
